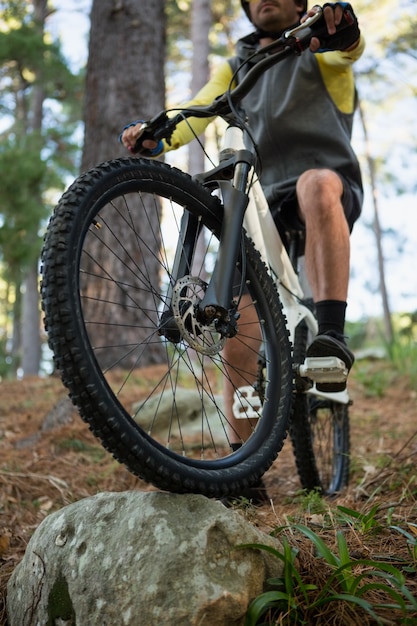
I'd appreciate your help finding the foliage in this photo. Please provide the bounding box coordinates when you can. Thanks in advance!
[0,7,83,149]
[242,532,416,624]
[377,311,417,388]
[343,315,417,391]
[0,135,52,275]
[336,503,382,534]
[387,335,417,390]
[0,335,18,379]
[242,524,417,625]
[391,523,417,568]
[166,0,239,59]
[354,0,417,178]
[293,488,327,515]
[350,0,417,326]
[0,1,83,375]
[237,362,417,625]
[165,0,240,96]
[380,0,417,65]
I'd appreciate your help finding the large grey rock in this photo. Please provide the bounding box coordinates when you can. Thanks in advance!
[7,491,283,626]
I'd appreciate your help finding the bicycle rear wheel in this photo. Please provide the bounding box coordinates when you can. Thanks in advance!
[41,157,292,497]
[290,321,350,495]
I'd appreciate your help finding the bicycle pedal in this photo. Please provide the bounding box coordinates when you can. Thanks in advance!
[233,385,262,419]
[297,356,348,383]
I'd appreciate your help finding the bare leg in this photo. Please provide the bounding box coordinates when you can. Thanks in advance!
[223,169,351,441]
[222,293,261,444]
[296,169,350,302]
[296,168,354,391]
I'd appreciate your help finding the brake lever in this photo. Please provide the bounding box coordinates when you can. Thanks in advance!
[284,5,357,52]
[284,7,323,40]
[279,8,327,53]
[260,8,324,56]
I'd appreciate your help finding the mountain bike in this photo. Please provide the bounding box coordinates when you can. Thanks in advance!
[41,9,351,499]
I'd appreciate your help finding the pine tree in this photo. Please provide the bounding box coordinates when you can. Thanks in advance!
[0,0,82,376]
[80,0,166,367]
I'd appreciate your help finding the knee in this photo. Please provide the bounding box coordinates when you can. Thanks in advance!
[296,169,344,220]
[297,169,343,197]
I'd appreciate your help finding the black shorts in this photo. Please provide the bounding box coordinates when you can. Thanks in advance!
[270,173,361,235]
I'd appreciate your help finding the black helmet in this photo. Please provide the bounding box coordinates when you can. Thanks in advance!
[241,0,308,22]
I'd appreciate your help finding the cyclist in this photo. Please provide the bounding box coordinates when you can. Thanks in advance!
[121,0,364,502]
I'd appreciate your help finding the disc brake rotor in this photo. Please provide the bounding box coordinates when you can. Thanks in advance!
[172,276,226,355]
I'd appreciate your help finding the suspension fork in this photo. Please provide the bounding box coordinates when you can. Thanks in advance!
[163,148,251,309]
[197,173,250,325]
[159,148,254,340]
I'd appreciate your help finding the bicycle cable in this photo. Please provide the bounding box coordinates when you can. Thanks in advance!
[226,55,262,179]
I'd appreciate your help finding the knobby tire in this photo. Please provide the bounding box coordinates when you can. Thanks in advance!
[290,320,350,494]
[41,157,293,497]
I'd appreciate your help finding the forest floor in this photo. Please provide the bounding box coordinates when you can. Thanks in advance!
[1,359,416,625]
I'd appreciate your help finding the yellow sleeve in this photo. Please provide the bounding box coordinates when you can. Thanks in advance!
[315,34,365,114]
[163,61,235,152]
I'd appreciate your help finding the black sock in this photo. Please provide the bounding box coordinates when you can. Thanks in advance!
[315,300,347,338]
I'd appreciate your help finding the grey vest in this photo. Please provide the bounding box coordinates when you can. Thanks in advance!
[230,33,363,216]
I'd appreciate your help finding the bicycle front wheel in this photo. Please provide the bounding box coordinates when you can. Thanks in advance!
[41,157,293,497]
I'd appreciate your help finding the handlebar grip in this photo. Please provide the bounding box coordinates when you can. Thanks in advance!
[131,111,180,154]
[132,130,163,156]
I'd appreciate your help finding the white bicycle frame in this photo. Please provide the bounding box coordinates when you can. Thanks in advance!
[223,125,350,406]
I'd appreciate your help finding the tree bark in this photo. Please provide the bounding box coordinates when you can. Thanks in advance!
[21,261,42,376]
[82,0,166,170]
[80,0,166,367]
[20,0,47,376]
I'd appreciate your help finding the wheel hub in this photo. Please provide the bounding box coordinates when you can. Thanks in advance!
[171,276,226,355]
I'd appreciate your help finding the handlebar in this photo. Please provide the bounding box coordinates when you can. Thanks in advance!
[133,6,355,153]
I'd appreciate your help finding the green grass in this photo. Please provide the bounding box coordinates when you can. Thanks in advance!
[241,522,417,625]
[388,339,417,389]
[346,314,417,392]
[239,441,417,625]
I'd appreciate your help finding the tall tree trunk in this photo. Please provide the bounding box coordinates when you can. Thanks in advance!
[21,261,42,375]
[81,0,166,367]
[82,0,166,170]
[20,0,47,376]
[357,97,394,343]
